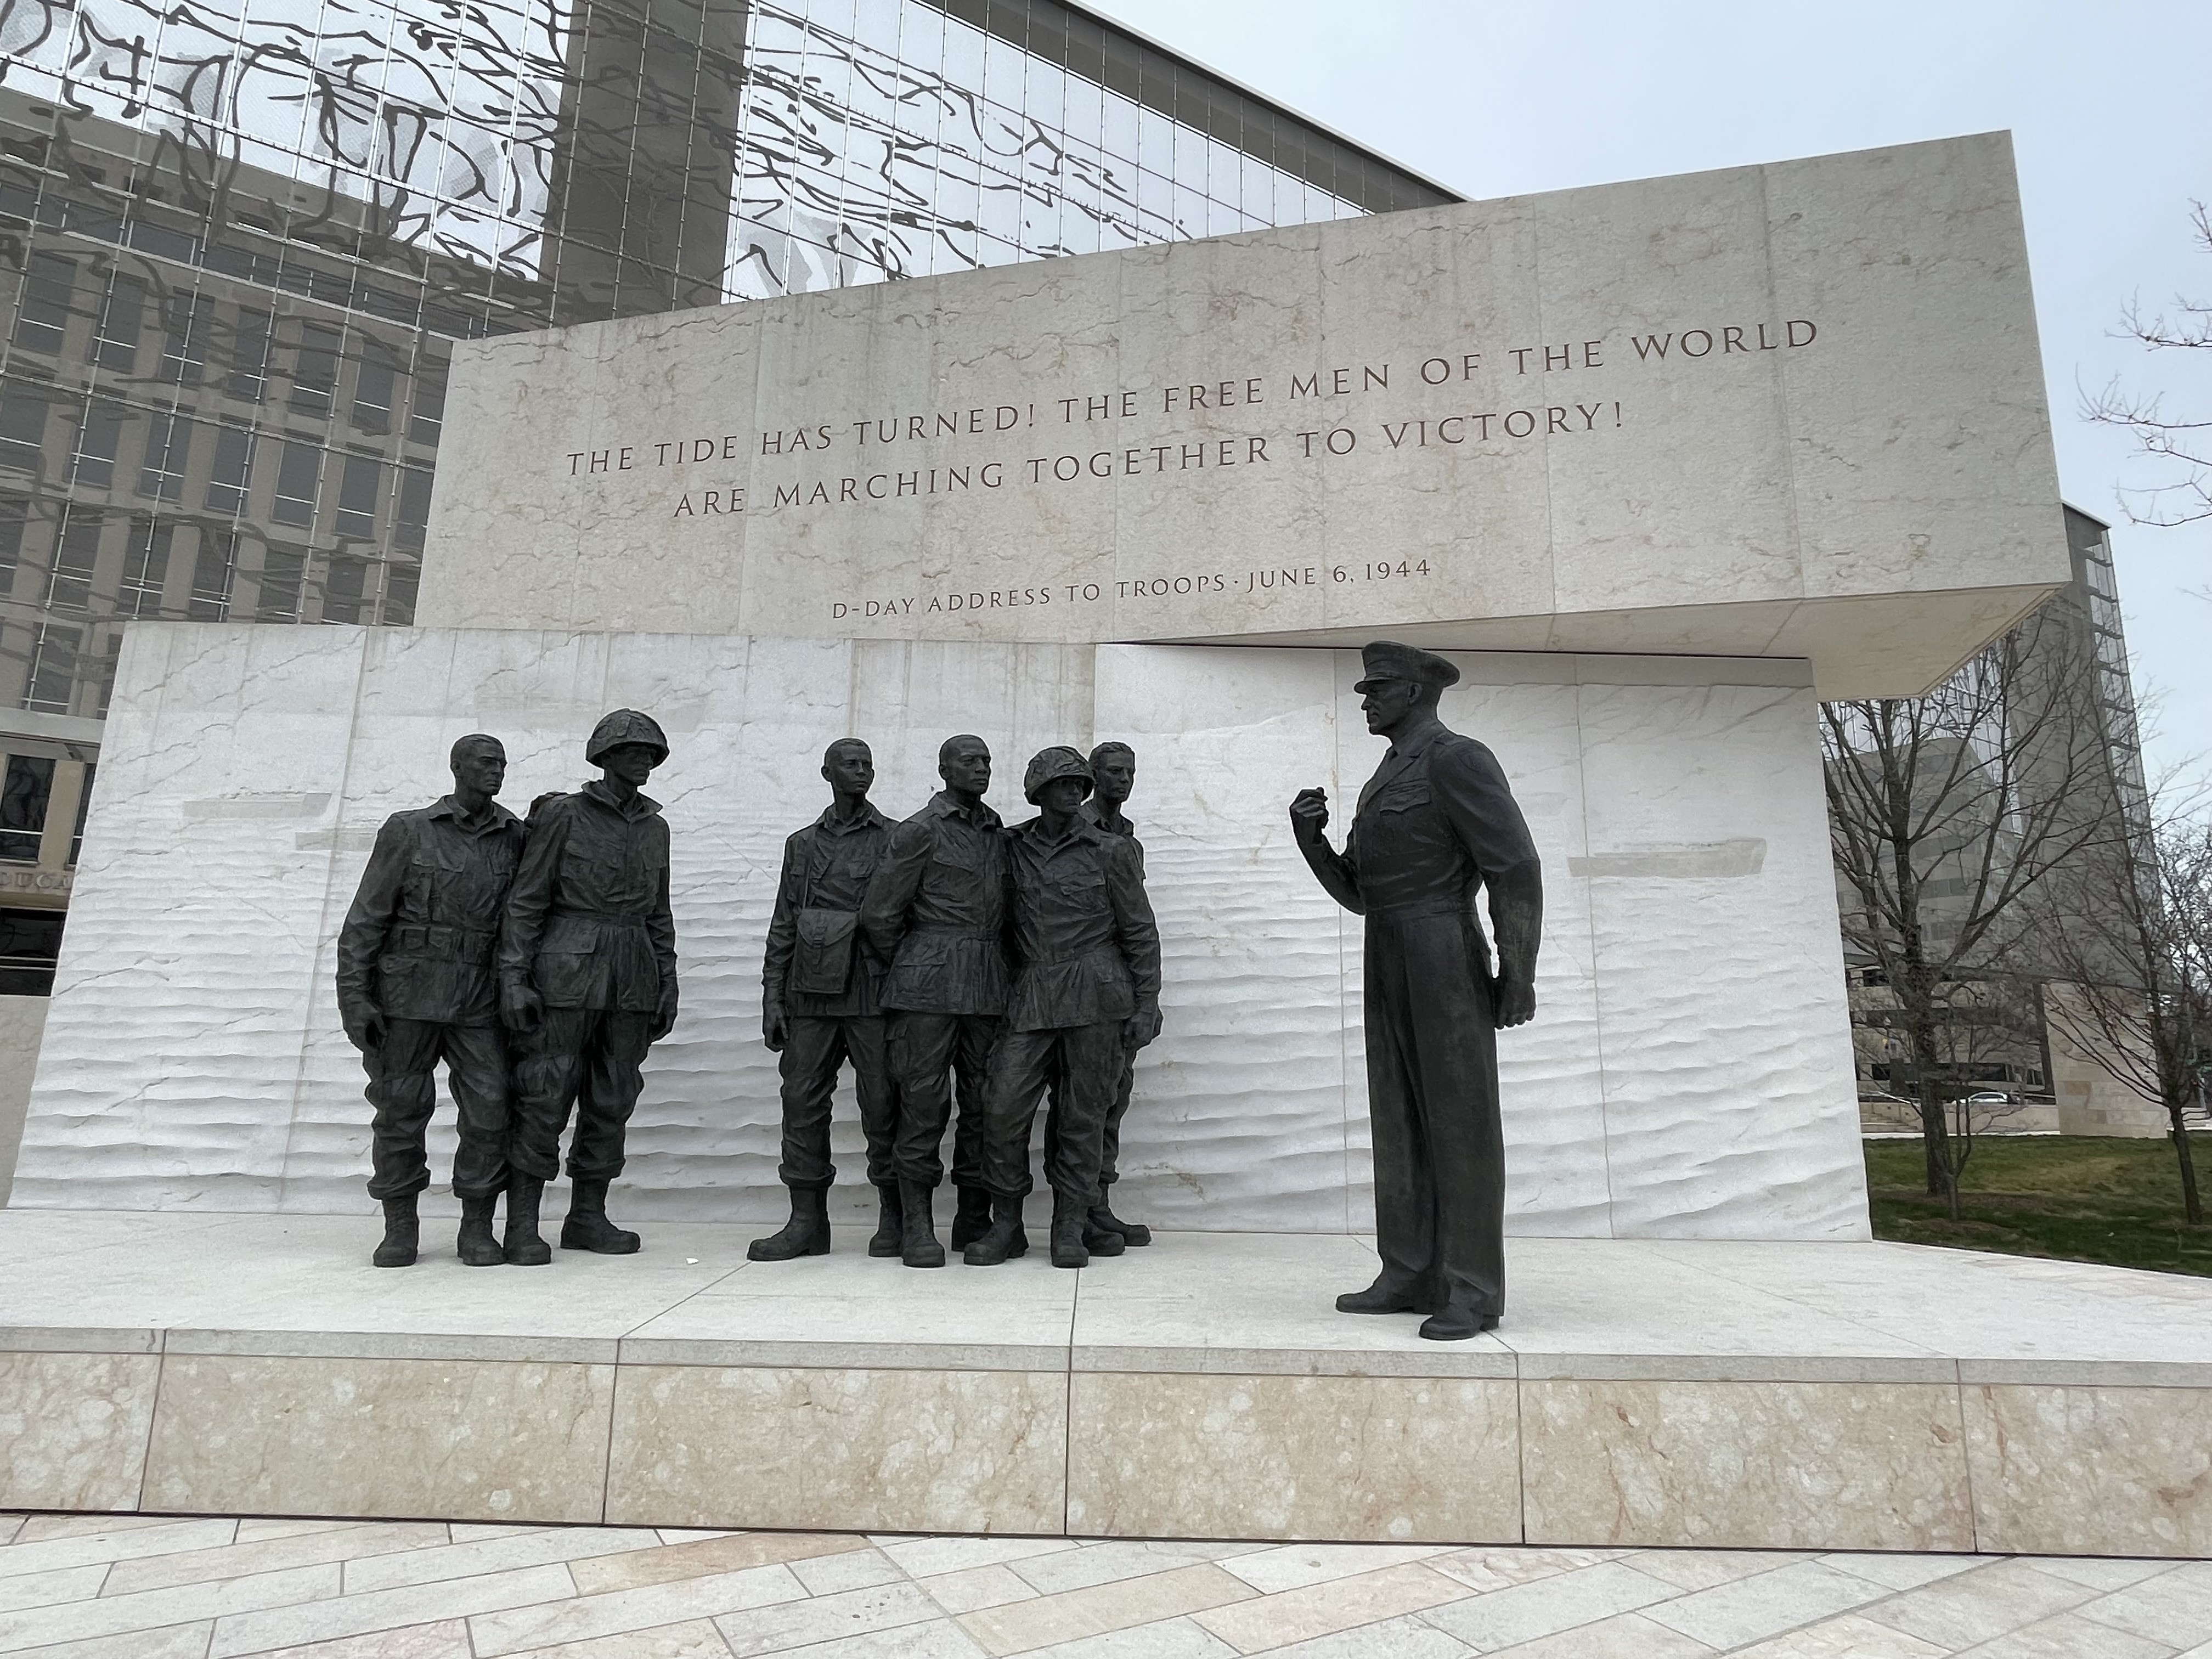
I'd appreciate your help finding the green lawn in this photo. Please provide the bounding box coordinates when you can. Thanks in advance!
[1864,1132,2212,1277]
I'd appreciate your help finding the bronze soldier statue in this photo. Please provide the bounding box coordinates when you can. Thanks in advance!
[966,747,1162,1269]
[500,709,679,1261]
[1041,741,1152,1253]
[752,738,899,1261]
[860,734,1009,1268]
[336,734,525,1268]
[1290,642,1542,1340]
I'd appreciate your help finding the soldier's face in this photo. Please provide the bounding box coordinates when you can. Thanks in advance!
[602,742,661,786]
[1038,776,1088,817]
[941,743,991,796]
[452,745,506,797]
[1361,679,1421,733]
[823,743,874,796]
[1093,754,1135,804]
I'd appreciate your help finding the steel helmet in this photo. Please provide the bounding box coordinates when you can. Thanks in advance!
[585,708,669,766]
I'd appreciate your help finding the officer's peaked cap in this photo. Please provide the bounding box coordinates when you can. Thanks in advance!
[585,708,670,766]
[1023,745,1094,804]
[1353,640,1460,694]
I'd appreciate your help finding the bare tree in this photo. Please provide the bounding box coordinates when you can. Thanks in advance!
[1823,603,2125,1217]
[2083,201,2212,528]
[2040,819,2212,1223]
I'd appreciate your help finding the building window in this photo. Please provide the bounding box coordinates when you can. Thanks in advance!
[335,454,380,538]
[324,551,368,623]
[24,623,81,714]
[0,906,66,996]
[0,754,54,860]
[93,273,146,373]
[188,530,236,620]
[382,560,419,625]
[0,380,54,472]
[71,398,127,488]
[290,322,342,415]
[138,410,194,501]
[121,517,173,618]
[352,340,398,433]
[272,442,320,527]
[12,253,75,354]
[205,423,255,514]
[256,543,307,620]
[160,291,211,387]
[394,465,432,551]
[69,761,97,864]
[226,307,273,400]
[407,358,445,446]
[44,507,102,612]
[0,493,27,589]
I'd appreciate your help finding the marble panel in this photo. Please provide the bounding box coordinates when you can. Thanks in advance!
[1962,1384,2212,1558]
[605,1364,1066,1534]
[1065,1371,1521,1543]
[419,137,2064,696]
[0,1351,159,1511]
[21,629,1862,1239]
[1521,1379,1975,1551]
[141,1355,615,1522]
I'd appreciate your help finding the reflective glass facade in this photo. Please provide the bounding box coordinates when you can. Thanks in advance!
[0,0,1453,724]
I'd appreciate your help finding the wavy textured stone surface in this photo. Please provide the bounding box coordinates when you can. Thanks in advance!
[14,626,1866,1238]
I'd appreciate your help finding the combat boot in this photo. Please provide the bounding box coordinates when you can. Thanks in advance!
[562,1176,642,1254]
[867,1182,904,1258]
[1050,1191,1090,1269]
[1088,1195,1151,1246]
[949,1186,994,1249]
[961,1195,1029,1266]
[1081,1214,1126,1256]
[898,1178,945,1268]
[504,1175,553,1266]
[456,1191,504,1267]
[748,1187,830,1261]
[372,1194,419,1267]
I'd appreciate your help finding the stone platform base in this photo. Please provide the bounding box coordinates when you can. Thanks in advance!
[2,1211,2207,1559]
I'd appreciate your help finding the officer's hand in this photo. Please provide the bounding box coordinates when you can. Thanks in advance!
[763,1003,789,1052]
[1124,1005,1163,1049]
[1495,975,1537,1029]
[1289,787,1329,840]
[501,981,543,1035]
[650,987,680,1043]
[343,1008,386,1053]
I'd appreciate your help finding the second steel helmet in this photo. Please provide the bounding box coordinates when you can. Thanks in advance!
[1023,745,1093,804]
[585,708,670,767]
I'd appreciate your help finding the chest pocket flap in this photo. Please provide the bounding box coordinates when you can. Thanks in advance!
[1372,779,1432,815]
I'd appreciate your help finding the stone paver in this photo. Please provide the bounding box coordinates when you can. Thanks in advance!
[0,1510,2203,1657]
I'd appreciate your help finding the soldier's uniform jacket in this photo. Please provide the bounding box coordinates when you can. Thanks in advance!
[861,791,1012,1015]
[337,795,524,1027]
[499,780,676,1013]
[1001,815,1161,1032]
[763,800,894,1019]
[1334,720,1541,967]
[1084,799,1142,872]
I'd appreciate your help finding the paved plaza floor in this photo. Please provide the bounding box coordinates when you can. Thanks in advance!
[0,1510,2205,1659]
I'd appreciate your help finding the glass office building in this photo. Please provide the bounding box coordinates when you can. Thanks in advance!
[0,0,1453,979]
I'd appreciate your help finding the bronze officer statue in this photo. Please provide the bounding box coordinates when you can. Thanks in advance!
[861,733,1012,1268]
[752,738,899,1261]
[966,747,1162,1269]
[500,709,679,1261]
[1290,642,1542,1339]
[336,734,525,1268]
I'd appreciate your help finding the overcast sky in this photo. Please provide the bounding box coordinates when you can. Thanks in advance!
[1094,0,2211,795]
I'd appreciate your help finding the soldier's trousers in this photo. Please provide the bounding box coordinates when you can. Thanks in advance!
[1363,909,1505,1317]
[363,1018,510,1201]
[1046,1048,1137,1188]
[510,1007,655,1184]
[778,1015,898,1190]
[981,1021,1124,1204]
[887,1011,994,1190]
